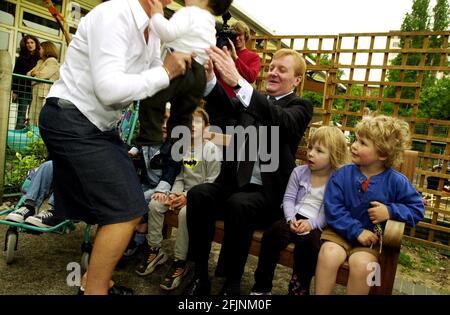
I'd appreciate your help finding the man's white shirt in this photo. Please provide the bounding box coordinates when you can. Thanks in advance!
[48,0,169,131]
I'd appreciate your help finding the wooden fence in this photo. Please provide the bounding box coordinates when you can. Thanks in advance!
[249,31,450,250]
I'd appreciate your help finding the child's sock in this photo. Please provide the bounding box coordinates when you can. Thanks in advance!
[134,232,146,245]
[22,200,36,211]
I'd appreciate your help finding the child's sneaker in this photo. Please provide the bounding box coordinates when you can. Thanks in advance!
[250,283,272,295]
[249,291,272,295]
[160,259,189,291]
[135,245,167,276]
[24,209,64,228]
[77,284,134,295]
[5,206,35,223]
[123,232,146,258]
[124,239,140,258]
[220,280,241,296]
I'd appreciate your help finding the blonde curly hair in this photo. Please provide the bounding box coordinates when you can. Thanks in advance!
[355,115,411,168]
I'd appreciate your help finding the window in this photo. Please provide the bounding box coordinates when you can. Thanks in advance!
[22,11,60,37]
[69,26,77,36]
[0,29,11,50]
[0,1,15,26]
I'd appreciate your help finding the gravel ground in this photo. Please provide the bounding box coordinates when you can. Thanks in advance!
[0,202,348,295]
[0,220,294,295]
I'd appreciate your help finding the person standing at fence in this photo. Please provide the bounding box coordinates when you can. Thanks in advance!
[315,115,425,295]
[38,0,191,295]
[250,126,349,296]
[217,20,261,97]
[11,35,40,129]
[185,48,313,295]
[27,41,60,126]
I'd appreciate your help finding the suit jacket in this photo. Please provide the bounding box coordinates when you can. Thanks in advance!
[205,82,313,210]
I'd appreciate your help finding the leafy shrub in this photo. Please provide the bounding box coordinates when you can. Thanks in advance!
[4,135,47,193]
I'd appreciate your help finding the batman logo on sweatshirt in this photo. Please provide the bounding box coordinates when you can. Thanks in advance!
[183,157,199,169]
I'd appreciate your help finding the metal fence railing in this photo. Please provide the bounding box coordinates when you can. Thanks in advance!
[3,73,52,197]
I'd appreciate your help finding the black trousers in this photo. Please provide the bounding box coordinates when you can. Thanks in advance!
[135,60,206,146]
[186,182,278,282]
[253,219,322,292]
[13,80,32,129]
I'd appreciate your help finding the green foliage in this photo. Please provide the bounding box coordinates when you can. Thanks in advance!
[4,136,47,192]
[400,240,448,274]
[23,135,47,161]
[432,0,450,32]
[318,54,344,79]
[417,246,440,271]
[430,0,450,68]
[334,85,367,113]
[401,0,431,33]
[302,91,323,108]
[385,0,449,119]
[399,252,414,268]
[419,77,450,120]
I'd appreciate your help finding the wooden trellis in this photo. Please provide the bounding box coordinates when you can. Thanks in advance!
[250,31,450,250]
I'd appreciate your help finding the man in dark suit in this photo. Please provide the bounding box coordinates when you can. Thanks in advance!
[185,47,313,295]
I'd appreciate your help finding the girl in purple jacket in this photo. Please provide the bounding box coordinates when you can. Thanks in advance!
[251,126,349,295]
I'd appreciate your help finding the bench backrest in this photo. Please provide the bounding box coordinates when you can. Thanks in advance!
[396,150,418,182]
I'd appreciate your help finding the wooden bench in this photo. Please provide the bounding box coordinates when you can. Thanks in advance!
[163,145,418,295]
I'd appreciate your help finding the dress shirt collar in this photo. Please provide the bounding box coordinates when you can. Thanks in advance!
[129,0,150,33]
[268,90,294,100]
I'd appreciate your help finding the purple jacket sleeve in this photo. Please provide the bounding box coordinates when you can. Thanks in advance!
[283,167,301,223]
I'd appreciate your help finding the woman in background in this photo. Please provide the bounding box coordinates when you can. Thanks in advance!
[12,35,40,129]
[27,41,60,126]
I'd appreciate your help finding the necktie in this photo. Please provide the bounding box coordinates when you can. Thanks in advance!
[236,97,275,187]
[144,27,149,44]
[236,135,255,188]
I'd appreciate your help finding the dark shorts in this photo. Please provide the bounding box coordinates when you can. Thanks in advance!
[39,97,147,226]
